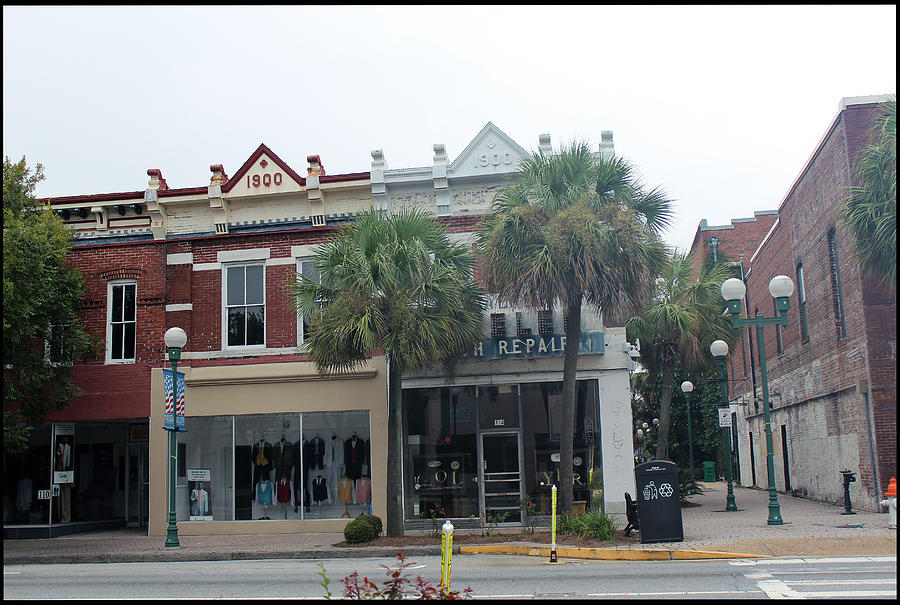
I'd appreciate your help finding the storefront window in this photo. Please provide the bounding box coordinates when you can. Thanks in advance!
[175,416,233,522]
[403,386,478,520]
[3,425,52,525]
[232,410,371,521]
[403,379,603,523]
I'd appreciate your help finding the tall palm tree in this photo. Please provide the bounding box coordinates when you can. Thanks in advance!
[626,251,734,461]
[288,208,486,537]
[476,142,671,513]
[842,97,896,291]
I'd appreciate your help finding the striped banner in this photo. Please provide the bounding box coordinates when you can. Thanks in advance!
[163,369,186,431]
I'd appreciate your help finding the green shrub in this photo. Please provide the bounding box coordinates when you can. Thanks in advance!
[344,516,380,543]
[557,511,617,541]
[355,513,383,536]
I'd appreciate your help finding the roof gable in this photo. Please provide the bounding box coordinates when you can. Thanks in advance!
[222,143,306,195]
[448,122,531,178]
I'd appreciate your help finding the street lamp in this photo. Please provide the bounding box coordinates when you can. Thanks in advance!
[680,381,695,483]
[721,275,793,525]
[710,339,738,512]
[164,326,187,548]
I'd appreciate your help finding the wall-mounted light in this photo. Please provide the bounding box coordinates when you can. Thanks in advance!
[57,209,71,220]
[113,205,127,216]
[76,207,89,219]
[130,204,144,215]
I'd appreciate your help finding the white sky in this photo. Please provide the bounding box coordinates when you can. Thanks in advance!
[3,5,896,251]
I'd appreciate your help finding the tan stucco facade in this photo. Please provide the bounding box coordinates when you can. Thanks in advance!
[148,356,388,536]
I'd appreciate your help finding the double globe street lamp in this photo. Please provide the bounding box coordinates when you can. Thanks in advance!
[721,275,794,525]
[635,418,659,464]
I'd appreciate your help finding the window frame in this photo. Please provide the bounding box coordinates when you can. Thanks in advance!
[107,279,137,364]
[295,256,322,346]
[45,322,74,366]
[796,263,809,343]
[222,262,267,349]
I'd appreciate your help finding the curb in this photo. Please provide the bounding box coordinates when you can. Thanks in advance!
[458,544,763,560]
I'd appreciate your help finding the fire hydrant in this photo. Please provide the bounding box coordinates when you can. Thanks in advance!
[881,477,896,529]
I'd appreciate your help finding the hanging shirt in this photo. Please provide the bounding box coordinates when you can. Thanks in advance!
[257,480,274,505]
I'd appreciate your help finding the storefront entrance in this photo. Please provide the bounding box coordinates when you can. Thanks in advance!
[479,432,523,523]
[126,442,149,527]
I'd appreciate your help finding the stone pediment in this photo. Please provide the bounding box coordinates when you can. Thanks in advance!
[448,122,531,179]
[222,144,307,197]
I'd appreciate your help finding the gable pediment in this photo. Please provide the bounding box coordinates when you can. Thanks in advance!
[222,144,307,196]
[448,122,531,179]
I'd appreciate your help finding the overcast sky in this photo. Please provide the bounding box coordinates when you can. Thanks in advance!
[3,5,896,251]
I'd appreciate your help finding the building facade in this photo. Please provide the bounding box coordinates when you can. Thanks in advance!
[691,96,896,512]
[5,124,638,537]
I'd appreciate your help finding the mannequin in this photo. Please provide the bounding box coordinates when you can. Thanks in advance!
[191,482,210,517]
[273,437,293,491]
[355,475,371,511]
[325,433,342,503]
[276,474,292,519]
[251,437,273,501]
[308,433,325,470]
[337,471,354,518]
[344,433,367,480]
[256,476,273,519]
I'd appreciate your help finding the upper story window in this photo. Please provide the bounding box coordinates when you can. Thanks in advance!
[108,280,136,363]
[796,263,809,343]
[827,229,846,339]
[46,323,73,366]
[297,257,321,345]
[225,263,265,347]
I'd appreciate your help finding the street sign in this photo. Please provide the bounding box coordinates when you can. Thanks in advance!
[718,408,732,427]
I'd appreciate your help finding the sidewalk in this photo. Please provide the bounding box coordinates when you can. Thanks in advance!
[3,483,895,564]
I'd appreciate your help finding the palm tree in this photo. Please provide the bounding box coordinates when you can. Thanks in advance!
[626,251,734,461]
[288,208,486,537]
[841,97,896,290]
[476,141,671,513]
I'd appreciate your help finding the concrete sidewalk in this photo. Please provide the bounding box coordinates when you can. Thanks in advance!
[3,483,895,564]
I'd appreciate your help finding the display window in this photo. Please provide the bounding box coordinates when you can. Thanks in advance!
[403,380,603,523]
[403,386,478,520]
[176,410,370,521]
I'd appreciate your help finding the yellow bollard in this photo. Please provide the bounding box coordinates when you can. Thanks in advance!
[549,484,559,563]
[441,520,454,590]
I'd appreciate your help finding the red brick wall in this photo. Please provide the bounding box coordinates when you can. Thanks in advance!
[732,101,896,509]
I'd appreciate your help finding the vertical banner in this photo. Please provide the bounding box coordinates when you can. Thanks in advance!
[163,369,186,432]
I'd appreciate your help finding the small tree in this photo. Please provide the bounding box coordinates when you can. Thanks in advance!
[288,208,485,537]
[3,156,97,453]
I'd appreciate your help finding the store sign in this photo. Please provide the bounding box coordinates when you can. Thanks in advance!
[472,331,604,360]
[718,408,732,427]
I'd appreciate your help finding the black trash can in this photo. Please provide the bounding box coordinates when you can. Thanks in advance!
[634,460,683,544]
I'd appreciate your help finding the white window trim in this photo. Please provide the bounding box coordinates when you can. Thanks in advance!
[295,256,321,348]
[222,261,267,350]
[107,279,137,364]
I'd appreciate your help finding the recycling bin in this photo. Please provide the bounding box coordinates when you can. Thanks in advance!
[703,461,716,482]
[634,460,684,544]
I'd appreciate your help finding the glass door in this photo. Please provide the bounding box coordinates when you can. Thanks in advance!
[479,432,523,523]
[127,443,148,527]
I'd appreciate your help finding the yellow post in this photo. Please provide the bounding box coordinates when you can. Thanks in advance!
[441,520,454,590]
[550,484,558,563]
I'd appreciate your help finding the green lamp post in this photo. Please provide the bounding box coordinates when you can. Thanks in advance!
[710,339,738,512]
[721,275,793,525]
[164,326,187,548]
[680,380,695,483]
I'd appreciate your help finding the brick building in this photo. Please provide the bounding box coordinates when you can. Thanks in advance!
[5,124,638,537]
[691,95,896,512]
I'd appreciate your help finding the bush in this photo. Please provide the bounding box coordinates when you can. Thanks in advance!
[557,511,617,541]
[344,515,381,543]
[677,466,702,505]
[356,513,383,536]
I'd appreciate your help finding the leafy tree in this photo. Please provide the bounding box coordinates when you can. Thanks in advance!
[476,141,671,513]
[288,208,485,537]
[3,156,97,453]
[841,97,896,290]
[626,250,734,460]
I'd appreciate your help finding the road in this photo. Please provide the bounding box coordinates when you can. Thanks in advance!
[3,555,896,599]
